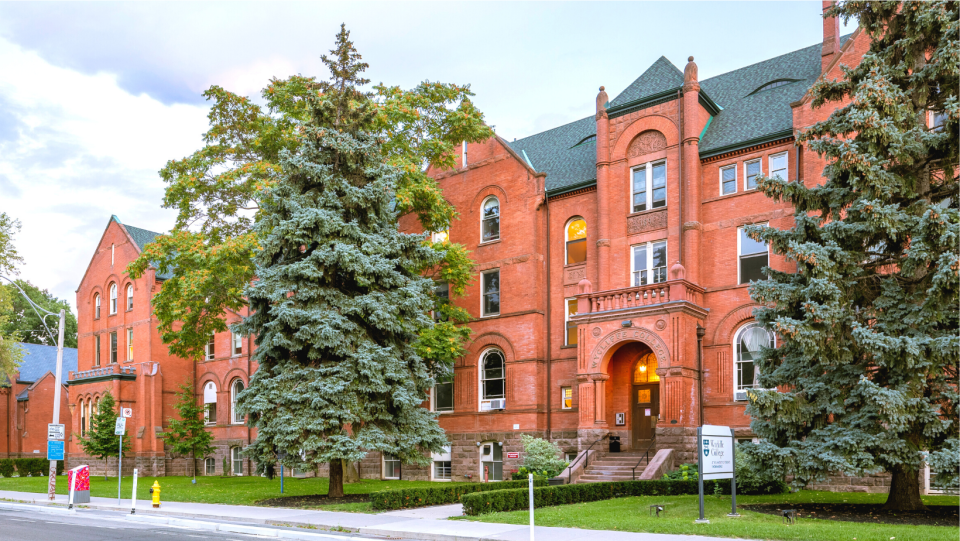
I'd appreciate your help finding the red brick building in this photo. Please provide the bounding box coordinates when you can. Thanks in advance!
[57,7,879,483]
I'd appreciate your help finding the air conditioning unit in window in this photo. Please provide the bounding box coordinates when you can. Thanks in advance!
[488,399,506,410]
[734,390,749,402]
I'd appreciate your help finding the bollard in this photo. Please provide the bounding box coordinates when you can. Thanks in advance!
[131,468,138,514]
[528,473,535,541]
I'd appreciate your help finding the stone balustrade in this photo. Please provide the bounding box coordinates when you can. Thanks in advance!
[70,364,137,381]
[575,279,705,315]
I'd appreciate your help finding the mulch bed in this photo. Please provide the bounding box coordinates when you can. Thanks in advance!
[257,494,370,508]
[741,503,959,527]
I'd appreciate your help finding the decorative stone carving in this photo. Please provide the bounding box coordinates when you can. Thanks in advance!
[564,266,586,286]
[596,239,611,247]
[592,327,602,337]
[627,209,667,234]
[684,56,698,84]
[655,318,667,331]
[627,130,667,158]
[589,326,671,370]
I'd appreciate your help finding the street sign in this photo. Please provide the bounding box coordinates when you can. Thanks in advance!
[699,425,734,480]
[121,408,133,418]
[114,417,126,436]
[48,423,65,441]
[47,440,64,461]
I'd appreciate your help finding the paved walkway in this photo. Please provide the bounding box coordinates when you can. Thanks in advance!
[0,489,742,541]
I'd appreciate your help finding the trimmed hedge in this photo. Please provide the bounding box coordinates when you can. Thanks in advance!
[371,478,548,510]
[462,479,731,515]
[10,458,59,477]
[0,459,13,478]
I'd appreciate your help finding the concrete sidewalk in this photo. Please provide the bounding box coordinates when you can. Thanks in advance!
[0,489,740,541]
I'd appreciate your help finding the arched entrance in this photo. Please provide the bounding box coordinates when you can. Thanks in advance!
[631,352,660,446]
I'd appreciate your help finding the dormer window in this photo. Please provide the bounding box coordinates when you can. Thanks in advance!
[748,79,801,95]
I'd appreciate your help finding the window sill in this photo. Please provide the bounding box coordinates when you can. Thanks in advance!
[560,344,577,349]
[125,309,133,313]
[480,313,500,319]
[628,207,667,219]
[433,410,454,415]
[431,478,453,482]
[383,477,400,481]
[564,262,586,269]
[478,239,501,247]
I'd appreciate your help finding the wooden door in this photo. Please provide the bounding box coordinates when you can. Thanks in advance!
[632,385,660,446]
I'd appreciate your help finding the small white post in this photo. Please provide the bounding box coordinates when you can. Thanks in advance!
[117,435,123,506]
[68,469,75,509]
[131,468,138,514]
[528,473,534,541]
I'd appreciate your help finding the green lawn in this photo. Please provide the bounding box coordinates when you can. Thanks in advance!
[454,491,960,541]
[0,475,460,509]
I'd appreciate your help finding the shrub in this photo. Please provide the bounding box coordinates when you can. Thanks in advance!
[519,435,568,479]
[13,458,29,476]
[663,463,698,481]
[56,460,65,476]
[733,448,788,495]
[0,459,14,478]
[371,478,548,510]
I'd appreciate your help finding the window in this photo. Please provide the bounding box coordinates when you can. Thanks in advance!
[94,294,100,319]
[769,152,788,181]
[431,230,449,243]
[480,442,503,481]
[126,328,133,361]
[109,332,117,364]
[565,298,578,346]
[481,197,500,242]
[721,165,737,195]
[462,141,468,168]
[433,282,449,322]
[631,241,667,286]
[432,376,453,413]
[561,387,573,409]
[432,446,452,481]
[633,353,660,384]
[231,446,243,475]
[745,160,761,190]
[126,285,133,311]
[738,226,768,284]
[565,218,587,265]
[481,269,500,316]
[480,349,505,409]
[205,335,215,361]
[109,283,117,314]
[94,335,101,367]
[383,453,401,479]
[232,332,242,356]
[735,324,773,393]
[231,379,245,424]
[205,458,216,476]
[79,400,86,437]
[631,161,667,212]
[930,110,948,131]
[203,381,217,425]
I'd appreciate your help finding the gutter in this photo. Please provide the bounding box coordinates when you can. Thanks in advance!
[545,179,597,198]
[698,129,795,160]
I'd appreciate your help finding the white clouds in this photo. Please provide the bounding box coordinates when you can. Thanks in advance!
[0,35,209,312]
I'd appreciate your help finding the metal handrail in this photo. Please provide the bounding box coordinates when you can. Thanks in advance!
[632,439,658,480]
[567,433,609,484]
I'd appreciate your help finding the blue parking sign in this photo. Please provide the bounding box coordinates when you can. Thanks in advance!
[47,440,64,461]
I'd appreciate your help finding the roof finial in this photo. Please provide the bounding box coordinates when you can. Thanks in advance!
[684,56,698,86]
[596,86,609,117]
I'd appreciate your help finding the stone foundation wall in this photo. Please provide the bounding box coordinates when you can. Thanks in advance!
[654,427,699,465]
[66,455,164,477]
[805,473,892,494]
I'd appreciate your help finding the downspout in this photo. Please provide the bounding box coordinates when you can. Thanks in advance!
[677,89,683,268]
[696,324,705,426]
[544,189,552,440]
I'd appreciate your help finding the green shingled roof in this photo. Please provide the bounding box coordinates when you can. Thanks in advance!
[509,35,853,194]
[111,216,172,279]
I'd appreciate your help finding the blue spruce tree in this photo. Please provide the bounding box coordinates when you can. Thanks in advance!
[237,25,449,497]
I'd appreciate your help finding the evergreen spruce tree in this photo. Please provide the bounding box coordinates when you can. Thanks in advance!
[77,390,131,480]
[744,1,958,511]
[236,25,448,498]
[162,382,216,482]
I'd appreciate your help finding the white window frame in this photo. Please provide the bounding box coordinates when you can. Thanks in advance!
[564,217,587,266]
[733,323,775,394]
[203,381,217,425]
[431,230,449,243]
[126,284,133,311]
[630,160,667,213]
[720,164,737,195]
[205,335,215,361]
[79,399,86,437]
[232,332,242,356]
[462,140,468,168]
[231,379,245,424]
[109,331,117,364]
[111,243,115,265]
[205,457,216,475]
[480,269,500,317]
[94,334,101,367]
[431,376,453,413]
[769,152,788,181]
[630,240,668,287]
[479,441,503,482]
[564,298,578,346]
[431,446,452,482]
[561,386,573,410]
[383,453,401,480]
[481,196,500,243]
[126,328,133,361]
[231,446,243,476]
[94,294,100,319]
[109,283,118,315]
[479,348,506,411]
[737,224,769,285]
[744,159,762,191]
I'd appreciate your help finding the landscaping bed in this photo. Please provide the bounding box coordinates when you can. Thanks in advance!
[742,502,959,527]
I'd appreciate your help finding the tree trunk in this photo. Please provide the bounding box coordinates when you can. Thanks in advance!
[328,460,344,498]
[343,459,360,484]
[192,449,197,482]
[104,458,108,481]
[883,463,926,511]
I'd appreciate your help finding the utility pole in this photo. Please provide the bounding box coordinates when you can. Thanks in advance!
[47,309,66,501]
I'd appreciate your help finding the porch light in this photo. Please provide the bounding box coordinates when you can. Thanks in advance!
[639,365,647,373]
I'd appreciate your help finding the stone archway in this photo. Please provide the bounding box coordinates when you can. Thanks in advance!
[588,326,671,373]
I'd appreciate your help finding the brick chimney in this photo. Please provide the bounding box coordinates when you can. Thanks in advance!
[821,0,840,73]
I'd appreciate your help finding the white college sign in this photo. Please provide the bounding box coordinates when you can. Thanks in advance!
[699,425,734,480]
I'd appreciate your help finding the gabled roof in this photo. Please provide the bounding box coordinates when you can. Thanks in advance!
[507,116,598,194]
[608,56,685,108]
[113,216,172,280]
[14,342,78,384]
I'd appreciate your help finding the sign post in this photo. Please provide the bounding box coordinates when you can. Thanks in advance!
[695,425,736,523]
[115,417,126,505]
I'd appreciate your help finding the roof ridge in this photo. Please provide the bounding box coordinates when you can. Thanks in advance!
[700,34,852,86]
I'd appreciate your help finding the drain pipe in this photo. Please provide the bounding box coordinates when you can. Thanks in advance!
[696,323,705,426]
[677,88,683,268]
[544,190,553,440]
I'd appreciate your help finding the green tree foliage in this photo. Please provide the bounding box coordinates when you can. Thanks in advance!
[0,279,78,348]
[127,40,491,367]
[162,382,216,482]
[236,26,450,499]
[76,390,130,479]
[519,435,568,479]
[743,0,958,511]
[0,212,25,381]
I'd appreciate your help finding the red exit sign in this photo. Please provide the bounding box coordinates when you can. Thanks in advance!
[506,452,519,459]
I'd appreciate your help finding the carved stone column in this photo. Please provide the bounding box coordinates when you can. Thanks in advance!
[591,374,610,425]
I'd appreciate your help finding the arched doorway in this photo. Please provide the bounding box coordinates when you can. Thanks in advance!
[631,352,660,446]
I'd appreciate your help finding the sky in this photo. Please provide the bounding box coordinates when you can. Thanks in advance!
[0,1,855,314]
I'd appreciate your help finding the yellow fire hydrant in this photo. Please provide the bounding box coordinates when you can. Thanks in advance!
[150,480,161,508]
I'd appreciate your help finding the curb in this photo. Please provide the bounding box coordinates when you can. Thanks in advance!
[0,502,77,515]
[124,514,371,540]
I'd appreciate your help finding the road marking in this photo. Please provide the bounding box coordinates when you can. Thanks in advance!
[7,518,33,522]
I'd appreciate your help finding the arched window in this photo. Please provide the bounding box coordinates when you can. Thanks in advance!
[632,353,660,384]
[205,457,216,475]
[203,381,217,425]
[79,400,86,437]
[126,284,134,311]
[480,349,505,410]
[109,283,118,314]
[481,197,500,243]
[94,294,101,319]
[231,379,245,424]
[231,447,243,476]
[734,324,773,393]
[566,218,587,265]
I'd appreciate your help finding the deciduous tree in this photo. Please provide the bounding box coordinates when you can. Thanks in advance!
[0,279,78,348]
[0,212,25,381]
